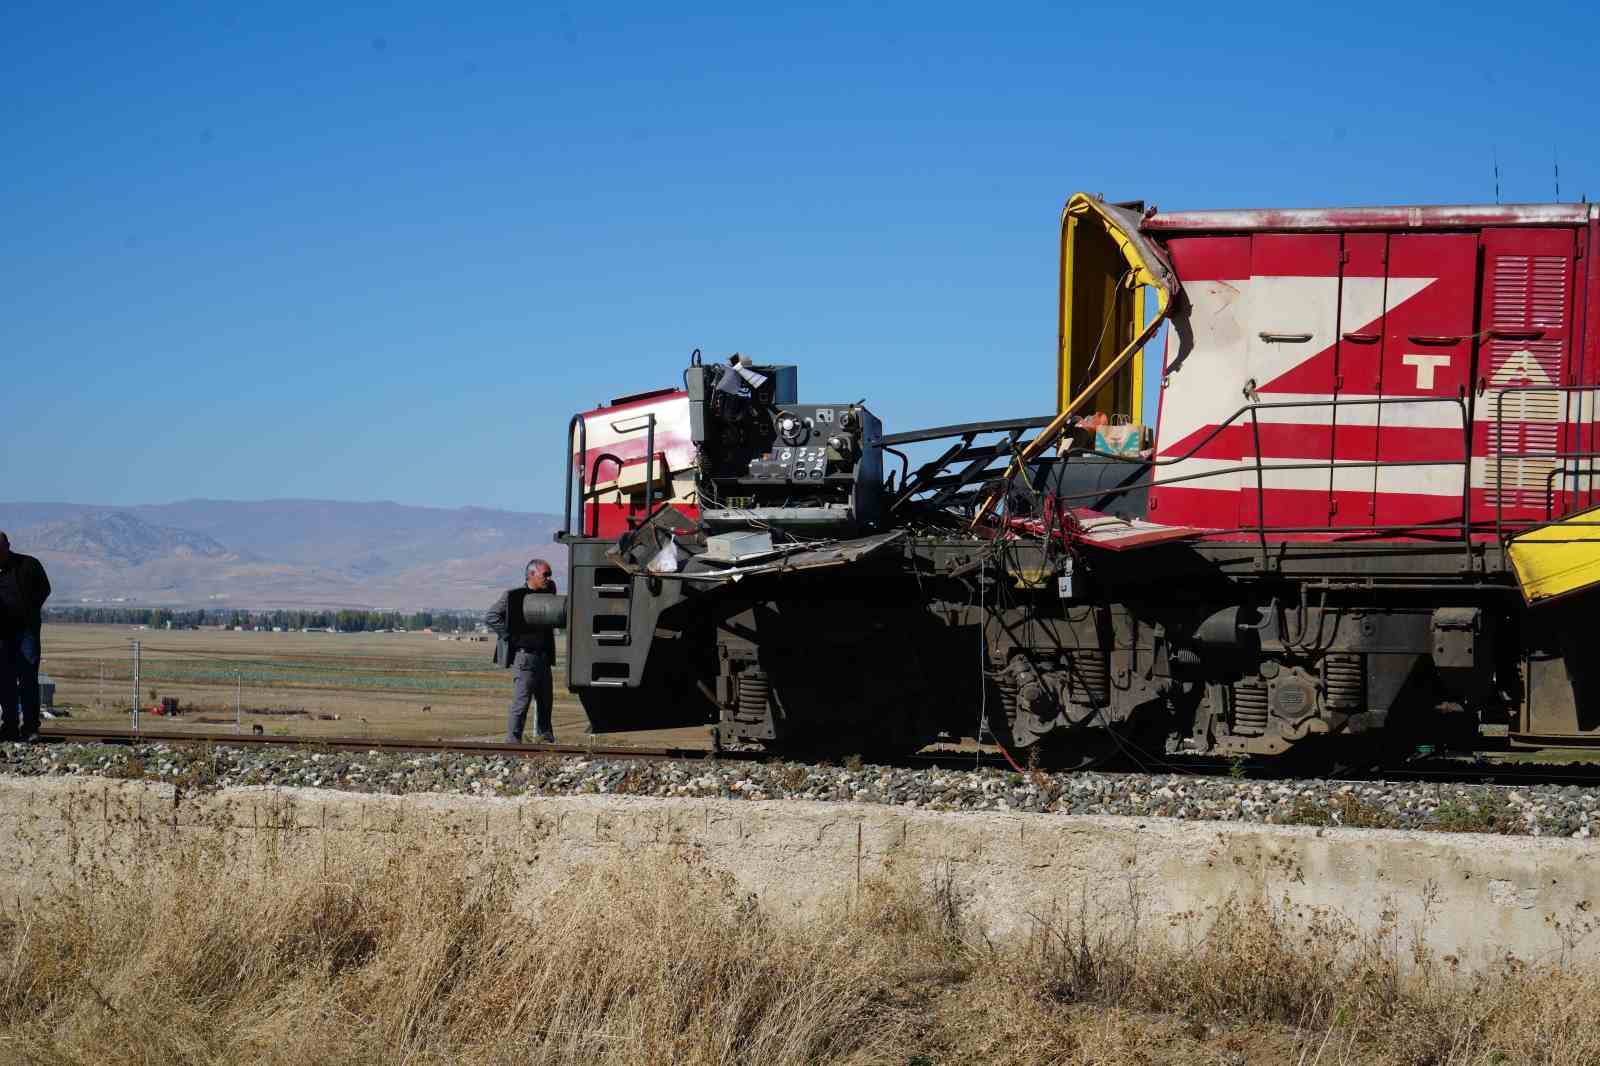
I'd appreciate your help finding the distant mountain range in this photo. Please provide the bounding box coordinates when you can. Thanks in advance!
[0,500,567,610]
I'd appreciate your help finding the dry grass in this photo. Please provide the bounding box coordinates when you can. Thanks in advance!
[1,838,1599,1065]
[0,839,905,1066]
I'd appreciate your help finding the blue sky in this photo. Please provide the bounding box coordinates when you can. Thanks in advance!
[4,1,1595,514]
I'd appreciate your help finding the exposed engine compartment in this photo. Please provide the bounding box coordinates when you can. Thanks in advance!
[687,355,883,535]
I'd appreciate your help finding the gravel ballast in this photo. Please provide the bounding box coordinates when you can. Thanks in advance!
[3,741,1598,838]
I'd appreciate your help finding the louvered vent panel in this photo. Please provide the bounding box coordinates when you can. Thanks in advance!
[1485,388,1563,508]
[1482,244,1573,515]
[1491,255,1569,330]
[1493,256,1531,328]
[1530,256,1569,328]
[1486,339,1563,387]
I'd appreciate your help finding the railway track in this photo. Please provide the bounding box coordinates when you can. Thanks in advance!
[31,726,1032,773]
[35,725,751,764]
[29,726,1600,787]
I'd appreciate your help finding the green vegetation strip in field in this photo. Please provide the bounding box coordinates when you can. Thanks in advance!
[50,652,502,672]
[44,657,544,694]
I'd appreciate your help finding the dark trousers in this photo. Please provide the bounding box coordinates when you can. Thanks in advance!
[0,630,41,738]
[506,650,553,743]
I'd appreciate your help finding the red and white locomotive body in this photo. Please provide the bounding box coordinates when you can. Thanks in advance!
[1143,204,1600,540]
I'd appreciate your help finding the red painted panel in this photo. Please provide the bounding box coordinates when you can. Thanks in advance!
[1328,233,1387,528]
[1474,227,1579,524]
[1373,233,1478,529]
[1181,422,1437,462]
[1380,234,1477,399]
[1249,233,1341,277]
[1147,235,1253,528]
[1162,235,1251,281]
[1145,486,1238,529]
[1239,234,1341,529]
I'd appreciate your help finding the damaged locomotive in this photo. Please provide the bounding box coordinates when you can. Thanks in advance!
[558,193,1600,764]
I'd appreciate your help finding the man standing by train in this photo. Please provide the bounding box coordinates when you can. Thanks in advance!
[0,532,52,743]
[486,558,558,744]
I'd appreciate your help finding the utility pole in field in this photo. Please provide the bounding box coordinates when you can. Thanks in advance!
[131,641,141,737]
[235,672,242,734]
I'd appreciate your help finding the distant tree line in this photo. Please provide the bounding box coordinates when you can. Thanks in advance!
[44,606,485,632]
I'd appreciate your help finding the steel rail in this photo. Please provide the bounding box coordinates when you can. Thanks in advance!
[28,728,1600,786]
[34,726,750,764]
[31,726,1028,772]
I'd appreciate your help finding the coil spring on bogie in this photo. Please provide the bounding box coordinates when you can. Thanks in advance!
[736,674,771,718]
[993,672,1020,717]
[1324,654,1364,712]
[1232,680,1269,735]
[1067,651,1111,708]
[985,671,1021,741]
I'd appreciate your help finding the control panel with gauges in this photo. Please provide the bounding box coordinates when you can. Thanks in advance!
[685,357,883,534]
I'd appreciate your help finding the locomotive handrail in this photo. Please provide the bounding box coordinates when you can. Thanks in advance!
[891,395,1480,544]
[564,413,588,538]
[1490,384,1599,543]
[966,395,1479,545]
[881,415,1054,447]
[882,445,911,494]
[914,429,1034,513]
[587,452,627,537]
[566,411,662,538]
[1540,455,1600,520]
[643,413,656,532]
[1248,404,1268,562]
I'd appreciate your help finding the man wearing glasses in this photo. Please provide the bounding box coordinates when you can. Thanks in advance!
[485,558,558,744]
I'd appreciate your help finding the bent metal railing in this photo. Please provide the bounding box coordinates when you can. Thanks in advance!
[883,416,1055,516]
[895,397,1478,560]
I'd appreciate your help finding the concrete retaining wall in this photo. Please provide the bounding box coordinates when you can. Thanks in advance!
[1,776,1596,971]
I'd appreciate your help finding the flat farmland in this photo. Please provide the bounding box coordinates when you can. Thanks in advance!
[37,624,709,748]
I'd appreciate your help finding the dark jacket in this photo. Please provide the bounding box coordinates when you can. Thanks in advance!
[0,552,50,637]
[485,584,557,669]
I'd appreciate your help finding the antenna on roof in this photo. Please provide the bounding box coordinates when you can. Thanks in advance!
[1492,146,1501,204]
[1554,148,1561,202]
